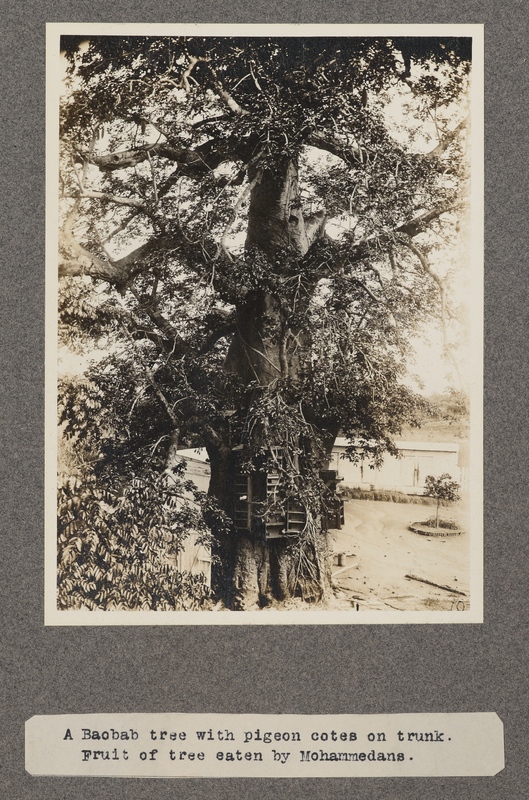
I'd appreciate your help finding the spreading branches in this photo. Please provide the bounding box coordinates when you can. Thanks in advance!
[119,322,179,427]
[426,116,468,160]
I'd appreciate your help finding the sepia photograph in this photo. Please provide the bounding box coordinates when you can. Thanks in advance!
[46,24,483,624]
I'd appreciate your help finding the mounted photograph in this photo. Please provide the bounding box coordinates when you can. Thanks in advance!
[46,24,483,624]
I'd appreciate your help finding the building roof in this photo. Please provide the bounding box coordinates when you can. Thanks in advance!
[175,447,210,464]
[334,438,459,454]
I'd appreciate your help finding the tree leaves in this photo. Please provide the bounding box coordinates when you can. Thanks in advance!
[57,467,213,610]
[56,35,472,604]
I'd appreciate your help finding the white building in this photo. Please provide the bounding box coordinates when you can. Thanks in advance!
[328,438,462,495]
[170,448,212,584]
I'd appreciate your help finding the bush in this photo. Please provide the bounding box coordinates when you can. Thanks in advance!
[422,517,460,530]
[57,469,212,611]
[339,487,449,505]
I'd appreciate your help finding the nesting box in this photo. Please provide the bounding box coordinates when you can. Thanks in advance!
[232,451,344,538]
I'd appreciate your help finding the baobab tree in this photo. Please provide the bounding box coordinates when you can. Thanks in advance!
[57,34,472,609]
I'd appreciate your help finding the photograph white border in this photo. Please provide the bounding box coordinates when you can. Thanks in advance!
[45,22,484,626]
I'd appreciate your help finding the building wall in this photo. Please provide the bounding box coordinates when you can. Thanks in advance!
[328,439,461,495]
[176,442,463,499]
[170,451,212,585]
[175,532,211,585]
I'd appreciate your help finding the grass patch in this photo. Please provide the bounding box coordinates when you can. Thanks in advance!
[340,487,455,506]
[422,517,460,530]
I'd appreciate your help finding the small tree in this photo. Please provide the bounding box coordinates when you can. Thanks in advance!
[423,473,460,527]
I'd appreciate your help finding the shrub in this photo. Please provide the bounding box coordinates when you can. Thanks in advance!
[423,516,460,530]
[57,469,212,611]
[340,487,446,505]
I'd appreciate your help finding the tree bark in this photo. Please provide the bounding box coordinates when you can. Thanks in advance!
[208,157,334,609]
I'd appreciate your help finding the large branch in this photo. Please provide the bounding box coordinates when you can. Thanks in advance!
[88,141,215,174]
[425,117,468,160]
[307,129,365,165]
[85,134,250,178]
[395,198,462,238]
[59,230,184,284]
[80,189,146,209]
[175,51,249,116]
[308,194,464,280]
[59,201,126,282]
[59,236,194,358]
[308,117,468,169]
[207,64,249,117]
[346,197,462,262]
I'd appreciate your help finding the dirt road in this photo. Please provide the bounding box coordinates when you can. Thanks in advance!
[329,499,470,612]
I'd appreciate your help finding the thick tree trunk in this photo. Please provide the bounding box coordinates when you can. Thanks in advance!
[208,158,335,609]
[211,510,333,610]
[207,444,294,610]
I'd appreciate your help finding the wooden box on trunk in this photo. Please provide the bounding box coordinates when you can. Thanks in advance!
[232,457,344,539]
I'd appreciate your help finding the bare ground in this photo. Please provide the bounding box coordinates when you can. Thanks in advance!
[212,498,470,614]
[329,498,470,612]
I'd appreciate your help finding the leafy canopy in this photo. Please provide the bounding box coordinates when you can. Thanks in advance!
[59,34,470,452]
[57,35,472,605]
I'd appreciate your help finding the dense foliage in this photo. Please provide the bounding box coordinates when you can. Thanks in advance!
[58,473,212,611]
[57,34,472,608]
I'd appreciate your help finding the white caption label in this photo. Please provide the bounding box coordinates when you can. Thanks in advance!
[26,712,503,778]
